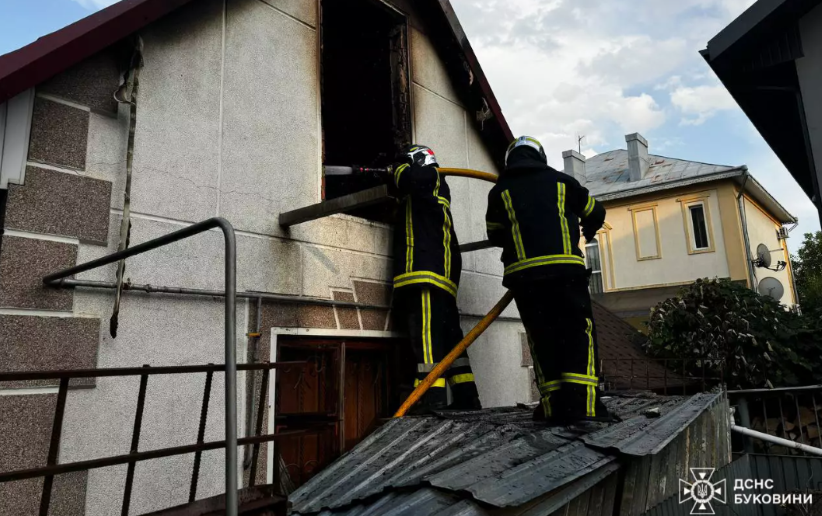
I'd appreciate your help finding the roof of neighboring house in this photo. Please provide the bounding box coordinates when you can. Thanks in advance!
[0,0,513,163]
[701,0,822,208]
[583,149,796,224]
[289,392,723,515]
[592,301,686,391]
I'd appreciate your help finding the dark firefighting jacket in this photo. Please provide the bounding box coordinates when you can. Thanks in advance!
[392,163,461,297]
[485,150,605,288]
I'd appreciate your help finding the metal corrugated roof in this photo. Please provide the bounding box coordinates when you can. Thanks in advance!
[290,393,718,515]
[582,392,721,456]
[582,150,741,198]
[581,149,796,223]
[312,488,481,516]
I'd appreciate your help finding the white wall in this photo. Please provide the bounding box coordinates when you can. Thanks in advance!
[57,0,525,512]
[744,198,795,305]
[462,319,530,408]
[605,189,730,290]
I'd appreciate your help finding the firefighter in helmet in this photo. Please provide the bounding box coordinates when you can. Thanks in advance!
[391,145,482,411]
[485,136,612,422]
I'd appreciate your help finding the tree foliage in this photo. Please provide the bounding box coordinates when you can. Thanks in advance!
[792,231,822,314]
[644,278,822,390]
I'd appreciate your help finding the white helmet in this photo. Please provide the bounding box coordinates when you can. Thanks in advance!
[505,136,547,165]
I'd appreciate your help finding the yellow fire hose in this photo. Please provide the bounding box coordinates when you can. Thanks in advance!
[392,166,511,417]
[438,167,499,184]
[394,291,515,417]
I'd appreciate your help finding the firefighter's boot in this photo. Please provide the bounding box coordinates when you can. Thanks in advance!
[448,380,482,410]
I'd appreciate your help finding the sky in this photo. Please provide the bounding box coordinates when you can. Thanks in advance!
[1,0,820,241]
[449,0,822,242]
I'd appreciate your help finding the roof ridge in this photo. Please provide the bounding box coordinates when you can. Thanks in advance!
[587,148,740,171]
[646,152,740,170]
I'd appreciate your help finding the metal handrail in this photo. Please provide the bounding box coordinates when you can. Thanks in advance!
[42,217,241,516]
[49,278,391,310]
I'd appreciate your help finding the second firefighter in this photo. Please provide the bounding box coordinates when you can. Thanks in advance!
[391,144,482,411]
[486,136,612,423]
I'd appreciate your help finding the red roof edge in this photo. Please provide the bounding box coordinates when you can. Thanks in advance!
[0,0,196,104]
[0,0,513,156]
[436,0,514,145]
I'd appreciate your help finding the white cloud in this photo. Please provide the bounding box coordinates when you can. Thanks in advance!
[670,84,737,125]
[655,76,683,91]
[578,36,691,86]
[615,94,667,132]
[71,0,119,10]
[720,0,757,16]
[450,0,756,163]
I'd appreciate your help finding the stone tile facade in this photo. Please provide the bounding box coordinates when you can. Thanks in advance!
[38,49,121,115]
[27,97,89,171]
[0,394,88,516]
[0,316,100,388]
[0,236,77,310]
[5,167,111,244]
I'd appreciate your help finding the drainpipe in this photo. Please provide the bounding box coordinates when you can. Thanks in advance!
[731,410,822,456]
[111,36,144,338]
[243,296,263,475]
[736,167,756,291]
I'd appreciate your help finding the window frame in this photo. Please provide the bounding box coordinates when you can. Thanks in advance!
[318,0,412,222]
[628,203,662,261]
[677,193,716,255]
[585,238,604,294]
[0,89,34,189]
[688,204,710,250]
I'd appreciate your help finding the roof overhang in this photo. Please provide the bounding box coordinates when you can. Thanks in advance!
[0,0,197,105]
[424,0,514,165]
[741,173,798,224]
[0,0,513,165]
[597,168,796,224]
[701,0,822,214]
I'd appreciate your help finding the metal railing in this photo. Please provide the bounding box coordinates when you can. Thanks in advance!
[600,358,725,394]
[0,361,309,516]
[730,385,822,456]
[40,217,243,514]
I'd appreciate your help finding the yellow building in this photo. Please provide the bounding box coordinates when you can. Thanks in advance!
[562,133,798,329]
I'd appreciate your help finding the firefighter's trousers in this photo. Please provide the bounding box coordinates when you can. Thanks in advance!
[393,285,481,409]
[512,275,609,421]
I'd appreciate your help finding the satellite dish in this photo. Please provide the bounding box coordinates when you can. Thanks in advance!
[758,277,785,301]
[755,243,772,269]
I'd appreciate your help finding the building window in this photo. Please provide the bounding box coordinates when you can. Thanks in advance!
[585,239,604,294]
[677,194,715,254]
[0,89,34,189]
[320,0,411,222]
[689,204,710,249]
[629,204,662,260]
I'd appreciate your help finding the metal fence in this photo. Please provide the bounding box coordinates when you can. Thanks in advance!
[600,358,724,394]
[642,453,822,516]
[0,361,310,516]
[730,386,822,456]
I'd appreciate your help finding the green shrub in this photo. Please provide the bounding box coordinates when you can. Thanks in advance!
[792,232,822,314]
[644,278,822,390]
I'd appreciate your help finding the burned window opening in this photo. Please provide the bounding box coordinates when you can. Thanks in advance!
[321,0,411,222]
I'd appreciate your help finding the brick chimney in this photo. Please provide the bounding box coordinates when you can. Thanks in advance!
[625,133,650,181]
[562,150,586,184]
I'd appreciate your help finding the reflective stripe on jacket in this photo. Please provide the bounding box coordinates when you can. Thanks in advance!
[485,154,605,287]
[392,163,461,297]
